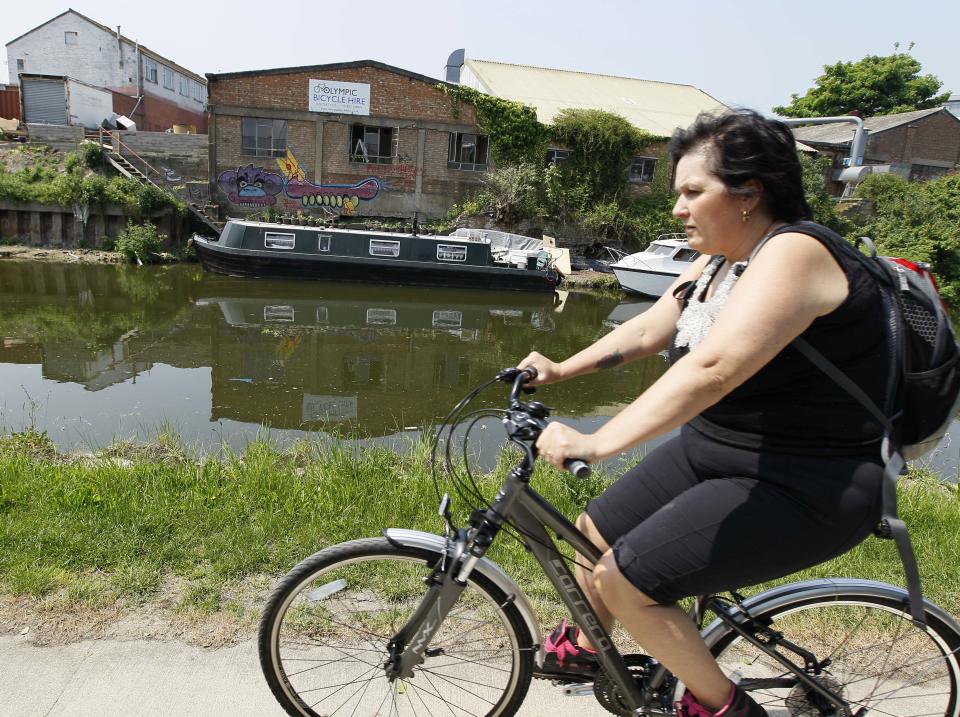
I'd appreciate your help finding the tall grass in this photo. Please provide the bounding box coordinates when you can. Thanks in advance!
[0,429,957,621]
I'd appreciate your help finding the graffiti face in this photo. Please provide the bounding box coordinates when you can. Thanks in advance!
[218,151,384,214]
[218,165,284,206]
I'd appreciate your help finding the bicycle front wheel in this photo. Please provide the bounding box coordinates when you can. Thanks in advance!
[711,589,960,717]
[259,537,535,717]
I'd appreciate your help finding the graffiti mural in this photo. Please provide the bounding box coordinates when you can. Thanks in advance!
[217,150,384,216]
[217,165,285,206]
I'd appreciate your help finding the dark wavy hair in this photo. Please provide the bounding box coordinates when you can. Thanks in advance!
[668,110,812,222]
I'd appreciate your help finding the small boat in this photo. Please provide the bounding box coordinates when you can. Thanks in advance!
[610,234,700,297]
[192,221,561,293]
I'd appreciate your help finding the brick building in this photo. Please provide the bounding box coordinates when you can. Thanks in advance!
[5,9,207,131]
[792,107,960,193]
[207,61,488,220]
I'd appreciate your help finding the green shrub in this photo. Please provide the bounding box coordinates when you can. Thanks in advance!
[114,221,165,264]
[77,141,104,169]
[64,152,81,174]
[854,172,960,306]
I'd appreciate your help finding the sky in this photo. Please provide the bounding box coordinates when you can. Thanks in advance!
[2,1,958,114]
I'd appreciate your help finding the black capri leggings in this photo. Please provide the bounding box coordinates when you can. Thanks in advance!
[586,425,883,604]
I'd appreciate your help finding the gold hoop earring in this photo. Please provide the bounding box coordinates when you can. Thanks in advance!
[742,209,751,224]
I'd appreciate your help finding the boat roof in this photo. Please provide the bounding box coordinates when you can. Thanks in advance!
[227,219,481,242]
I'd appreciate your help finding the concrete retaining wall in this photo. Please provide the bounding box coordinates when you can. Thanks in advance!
[113,131,208,181]
[26,123,84,153]
[0,200,186,250]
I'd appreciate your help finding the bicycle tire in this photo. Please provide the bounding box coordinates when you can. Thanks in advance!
[259,537,535,717]
[710,590,960,717]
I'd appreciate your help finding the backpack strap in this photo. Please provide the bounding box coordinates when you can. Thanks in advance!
[792,338,926,626]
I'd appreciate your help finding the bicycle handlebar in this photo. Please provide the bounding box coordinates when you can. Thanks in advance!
[497,367,592,480]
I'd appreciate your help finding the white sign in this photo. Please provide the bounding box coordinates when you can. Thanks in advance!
[309,79,370,116]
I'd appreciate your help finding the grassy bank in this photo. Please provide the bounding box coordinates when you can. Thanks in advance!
[1,429,958,632]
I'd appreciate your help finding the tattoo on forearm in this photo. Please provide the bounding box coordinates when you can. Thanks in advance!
[595,351,624,370]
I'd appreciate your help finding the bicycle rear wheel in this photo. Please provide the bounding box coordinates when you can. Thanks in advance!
[259,537,535,717]
[710,590,960,717]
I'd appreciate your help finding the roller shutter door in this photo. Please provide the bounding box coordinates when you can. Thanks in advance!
[22,78,67,125]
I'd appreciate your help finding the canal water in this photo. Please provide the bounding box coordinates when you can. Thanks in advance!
[0,261,956,479]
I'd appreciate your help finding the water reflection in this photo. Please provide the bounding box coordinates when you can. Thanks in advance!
[0,261,955,480]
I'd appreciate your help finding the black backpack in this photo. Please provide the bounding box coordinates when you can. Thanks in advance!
[768,222,960,625]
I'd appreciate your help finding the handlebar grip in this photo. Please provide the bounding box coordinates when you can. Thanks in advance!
[521,366,538,382]
[564,459,592,479]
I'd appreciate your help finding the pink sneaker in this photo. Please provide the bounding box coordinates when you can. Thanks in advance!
[534,618,600,680]
[676,682,768,717]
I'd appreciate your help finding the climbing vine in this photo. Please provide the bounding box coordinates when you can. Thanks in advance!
[438,85,547,165]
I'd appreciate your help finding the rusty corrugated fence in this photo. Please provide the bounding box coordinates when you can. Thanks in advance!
[0,87,21,121]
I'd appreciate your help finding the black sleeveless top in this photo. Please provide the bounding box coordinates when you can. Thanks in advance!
[670,221,887,456]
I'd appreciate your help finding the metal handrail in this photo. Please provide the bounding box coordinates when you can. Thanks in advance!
[98,127,164,185]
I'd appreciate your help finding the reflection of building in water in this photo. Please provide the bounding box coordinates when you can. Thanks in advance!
[203,293,552,435]
[43,333,152,391]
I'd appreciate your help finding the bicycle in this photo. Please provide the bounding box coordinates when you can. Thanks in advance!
[258,368,960,717]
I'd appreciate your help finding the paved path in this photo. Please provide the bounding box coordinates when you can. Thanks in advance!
[1,635,609,717]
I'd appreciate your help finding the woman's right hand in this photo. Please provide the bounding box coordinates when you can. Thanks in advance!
[517,351,564,386]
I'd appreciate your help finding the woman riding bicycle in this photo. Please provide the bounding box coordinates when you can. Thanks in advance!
[519,110,886,717]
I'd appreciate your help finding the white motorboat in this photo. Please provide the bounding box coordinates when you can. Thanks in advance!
[610,233,700,297]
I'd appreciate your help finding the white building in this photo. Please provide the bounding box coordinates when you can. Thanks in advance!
[5,9,207,131]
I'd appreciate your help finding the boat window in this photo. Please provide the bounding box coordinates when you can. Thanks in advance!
[369,239,400,258]
[366,309,397,325]
[318,234,331,252]
[316,307,328,324]
[264,232,295,250]
[437,244,467,262]
[645,243,674,256]
[433,310,463,328]
[674,248,700,262]
[264,305,295,322]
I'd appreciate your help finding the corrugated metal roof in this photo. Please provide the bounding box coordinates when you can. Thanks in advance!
[463,59,727,136]
[790,107,948,145]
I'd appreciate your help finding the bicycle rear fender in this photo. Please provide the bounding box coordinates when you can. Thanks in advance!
[700,577,960,649]
[384,528,542,646]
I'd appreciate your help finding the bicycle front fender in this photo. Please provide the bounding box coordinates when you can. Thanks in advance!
[701,577,960,649]
[384,528,542,647]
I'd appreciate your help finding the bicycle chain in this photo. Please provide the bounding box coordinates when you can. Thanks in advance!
[593,654,675,716]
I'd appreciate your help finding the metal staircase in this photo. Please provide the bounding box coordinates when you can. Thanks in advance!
[95,129,223,236]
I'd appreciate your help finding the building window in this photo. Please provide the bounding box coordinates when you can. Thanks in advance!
[144,58,158,84]
[546,148,572,165]
[628,157,657,183]
[16,59,24,72]
[64,31,78,45]
[241,117,288,157]
[369,239,400,257]
[318,234,331,252]
[350,125,398,164]
[162,66,174,90]
[264,232,296,250]
[437,244,467,262]
[448,132,489,171]
[192,82,203,101]
[179,76,190,96]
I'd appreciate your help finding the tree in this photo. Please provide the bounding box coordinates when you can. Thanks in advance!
[774,51,950,118]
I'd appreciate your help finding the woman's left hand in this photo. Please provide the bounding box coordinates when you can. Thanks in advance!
[535,422,598,471]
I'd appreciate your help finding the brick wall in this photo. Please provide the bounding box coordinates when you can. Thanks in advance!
[865,112,960,168]
[112,92,208,133]
[209,65,478,125]
[208,63,486,218]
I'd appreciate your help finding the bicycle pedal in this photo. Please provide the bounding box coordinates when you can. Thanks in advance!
[560,682,594,697]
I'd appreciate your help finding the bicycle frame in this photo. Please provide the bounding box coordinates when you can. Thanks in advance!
[386,373,854,717]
